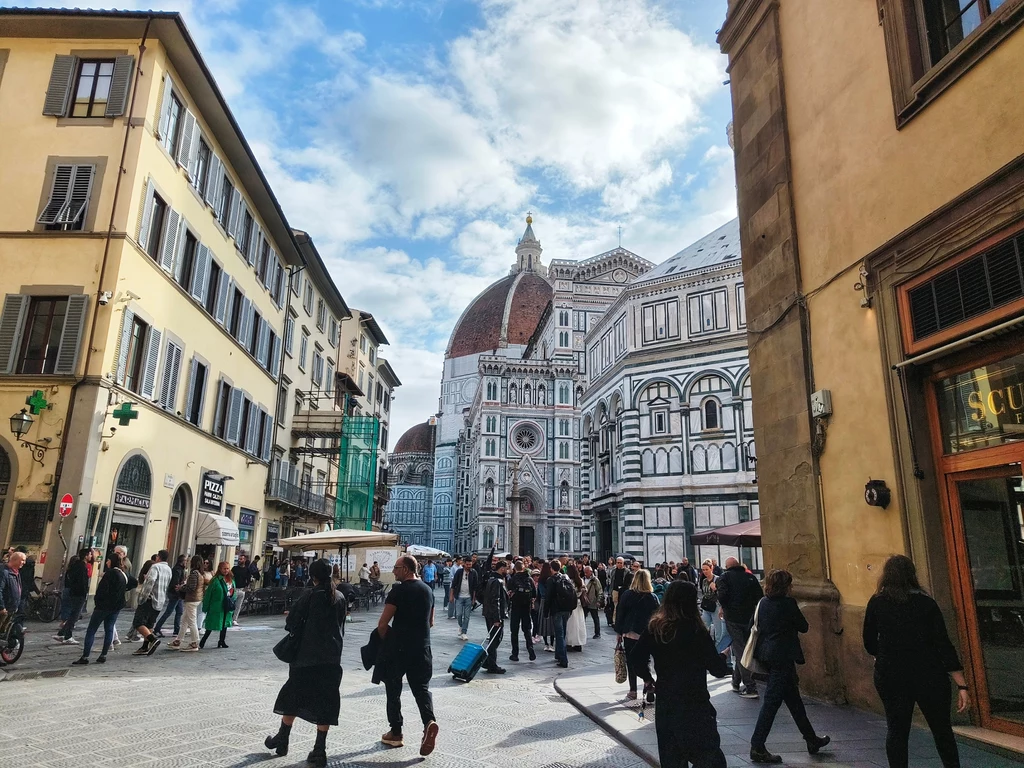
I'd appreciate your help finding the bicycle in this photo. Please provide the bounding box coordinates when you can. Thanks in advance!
[0,612,25,665]
[26,579,61,623]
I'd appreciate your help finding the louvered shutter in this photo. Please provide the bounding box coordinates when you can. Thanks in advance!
[140,327,162,399]
[59,165,95,226]
[226,188,240,237]
[184,358,197,423]
[159,340,183,411]
[37,165,74,225]
[214,274,232,325]
[186,128,202,178]
[260,410,273,461]
[42,55,78,116]
[105,55,135,117]
[204,154,222,209]
[257,318,270,366]
[245,402,260,454]
[54,294,89,375]
[159,209,180,272]
[114,308,135,384]
[176,110,196,167]
[238,297,253,344]
[225,388,243,444]
[137,179,156,249]
[0,295,30,374]
[268,260,281,306]
[191,244,211,303]
[156,74,174,140]
[248,225,262,268]
[269,333,281,378]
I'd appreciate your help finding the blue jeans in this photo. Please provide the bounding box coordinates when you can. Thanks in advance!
[82,608,120,658]
[703,609,726,647]
[442,584,450,608]
[59,595,87,639]
[154,597,183,635]
[447,592,457,619]
[455,597,472,634]
[553,610,570,663]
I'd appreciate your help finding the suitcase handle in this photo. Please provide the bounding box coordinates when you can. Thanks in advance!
[480,623,502,652]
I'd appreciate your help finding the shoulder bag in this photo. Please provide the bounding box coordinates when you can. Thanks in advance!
[273,610,307,664]
[740,598,768,678]
[613,639,628,685]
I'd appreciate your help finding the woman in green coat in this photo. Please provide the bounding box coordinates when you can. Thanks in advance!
[200,561,234,649]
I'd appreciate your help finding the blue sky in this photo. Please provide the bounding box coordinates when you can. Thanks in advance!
[15,0,736,443]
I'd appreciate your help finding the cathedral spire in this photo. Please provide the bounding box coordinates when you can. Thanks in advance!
[514,212,544,275]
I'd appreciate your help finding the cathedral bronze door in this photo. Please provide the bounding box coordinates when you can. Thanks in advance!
[519,526,534,557]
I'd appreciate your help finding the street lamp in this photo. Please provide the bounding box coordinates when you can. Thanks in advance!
[9,408,52,466]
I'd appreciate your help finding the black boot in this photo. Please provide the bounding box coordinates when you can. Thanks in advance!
[265,722,291,757]
[749,746,782,764]
[199,630,211,649]
[307,728,327,766]
[217,628,228,648]
[806,735,830,755]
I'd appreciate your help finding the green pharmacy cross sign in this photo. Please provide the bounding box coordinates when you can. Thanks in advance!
[112,401,139,427]
[25,390,49,415]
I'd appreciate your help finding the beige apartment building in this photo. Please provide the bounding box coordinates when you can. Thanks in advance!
[720,0,1024,746]
[0,9,299,579]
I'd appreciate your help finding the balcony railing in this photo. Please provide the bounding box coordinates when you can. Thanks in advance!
[266,475,334,519]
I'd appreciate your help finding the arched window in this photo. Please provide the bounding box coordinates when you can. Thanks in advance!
[116,455,152,496]
[483,526,495,549]
[559,442,570,459]
[558,528,571,551]
[559,384,569,404]
[703,399,720,430]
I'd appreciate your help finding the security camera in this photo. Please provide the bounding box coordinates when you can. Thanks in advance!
[98,291,113,305]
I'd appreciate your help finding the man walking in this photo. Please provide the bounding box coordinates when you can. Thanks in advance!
[378,555,438,757]
[445,558,459,619]
[231,554,253,626]
[440,558,453,612]
[132,549,172,657]
[609,556,633,625]
[422,560,436,590]
[56,548,93,644]
[582,565,602,639]
[716,556,763,698]
[449,558,477,640]
[154,554,187,637]
[0,549,25,656]
[481,560,509,673]
[546,559,574,668]
[507,559,536,662]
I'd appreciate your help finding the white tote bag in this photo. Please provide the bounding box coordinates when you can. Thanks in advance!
[740,598,768,677]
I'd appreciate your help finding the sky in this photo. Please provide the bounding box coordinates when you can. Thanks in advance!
[14,0,737,446]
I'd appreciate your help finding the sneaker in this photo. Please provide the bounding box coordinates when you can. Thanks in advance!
[483,666,506,674]
[146,638,161,655]
[807,735,831,755]
[544,645,554,652]
[181,643,199,652]
[96,655,106,663]
[509,654,519,662]
[132,644,149,656]
[71,657,88,666]
[460,633,468,641]
[381,730,404,748]
[167,640,182,650]
[749,746,782,764]
[63,637,79,645]
[112,638,121,647]
[738,689,759,699]
[731,684,741,693]
[420,721,438,757]
[593,633,601,639]
[625,690,638,700]
[153,630,166,638]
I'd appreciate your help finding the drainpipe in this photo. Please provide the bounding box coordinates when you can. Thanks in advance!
[49,17,152,573]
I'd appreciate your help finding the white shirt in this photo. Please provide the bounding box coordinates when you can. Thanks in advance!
[358,565,370,580]
[458,568,470,598]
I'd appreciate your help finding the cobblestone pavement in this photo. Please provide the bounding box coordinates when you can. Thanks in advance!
[0,602,646,768]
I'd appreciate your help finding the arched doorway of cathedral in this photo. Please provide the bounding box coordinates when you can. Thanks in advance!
[517,490,542,557]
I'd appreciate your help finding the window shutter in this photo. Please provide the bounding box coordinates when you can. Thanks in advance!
[60,165,95,227]
[54,294,89,375]
[260,410,273,461]
[159,208,180,272]
[184,358,197,423]
[248,226,262,267]
[191,244,211,303]
[159,340,183,411]
[42,54,78,116]
[204,154,222,209]
[238,297,253,343]
[156,74,174,140]
[37,165,74,225]
[140,327,162,400]
[269,334,280,378]
[245,402,260,454]
[137,179,156,249]
[0,295,30,374]
[225,388,243,444]
[257,319,270,366]
[226,188,241,237]
[104,55,135,117]
[176,110,196,167]
[214,275,232,325]
[186,129,202,178]
[114,308,135,384]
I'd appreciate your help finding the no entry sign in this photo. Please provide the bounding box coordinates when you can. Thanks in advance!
[58,493,74,518]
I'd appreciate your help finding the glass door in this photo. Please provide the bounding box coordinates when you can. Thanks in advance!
[948,466,1024,735]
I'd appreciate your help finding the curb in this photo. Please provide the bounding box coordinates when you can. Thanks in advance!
[553,676,659,768]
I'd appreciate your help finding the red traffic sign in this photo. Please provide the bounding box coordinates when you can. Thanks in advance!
[58,493,74,518]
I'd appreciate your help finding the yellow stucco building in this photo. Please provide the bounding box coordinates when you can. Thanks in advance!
[720,0,1024,747]
[0,9,305,582]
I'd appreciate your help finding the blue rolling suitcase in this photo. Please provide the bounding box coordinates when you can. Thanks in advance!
[448,625,500,682]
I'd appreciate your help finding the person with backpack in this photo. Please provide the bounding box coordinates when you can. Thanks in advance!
[481,561,509,674]
[72,552,137,666]
[545,558,577,668]
[615,569,659,702]
[507,560,537,662]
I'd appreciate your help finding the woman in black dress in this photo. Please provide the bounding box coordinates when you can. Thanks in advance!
[265,558,346,767]
[614,569,660,702]
[863,554,967,768]
[749,569,830,764]
[632,580,730,768]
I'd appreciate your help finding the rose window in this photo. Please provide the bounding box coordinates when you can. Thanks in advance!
[512,425,540,453]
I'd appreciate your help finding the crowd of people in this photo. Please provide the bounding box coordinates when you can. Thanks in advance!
[0,544,971,768]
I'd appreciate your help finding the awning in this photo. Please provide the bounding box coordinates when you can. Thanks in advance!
[689,519,761,548]
[278,527,399,549]
[406,545,450,559]
[194,512,240,546]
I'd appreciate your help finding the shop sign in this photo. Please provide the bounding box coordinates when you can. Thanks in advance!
[199,471,225,511]
[114,491,150,510]
[266,523,279,542]
[936,352,1024,454]
[240,511,256,528]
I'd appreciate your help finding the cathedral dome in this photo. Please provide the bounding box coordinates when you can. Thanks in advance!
[446,271,553,359]
[394,421,435,455]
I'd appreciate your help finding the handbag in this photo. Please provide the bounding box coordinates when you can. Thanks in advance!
[740,598,768,678]
[273,629,302,664]
[613,640,628,685]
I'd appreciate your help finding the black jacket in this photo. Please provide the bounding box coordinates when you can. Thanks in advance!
[0,564,22,613]
[19,558,38,597]
[715,565,762,625]
[610,567,633,594]
[614,590,660,636]
[450,567,479,601]
[863,591,962,673]
[66,559,89,598]
[752,595,807,665]
[508,570,536,609]
[287,583,346,669]
[597,568,608,589]
[631,621,730,703]
[483,572,509,622]
[231,564,252,589]
[93,567,139,612]
[168,563,187,598]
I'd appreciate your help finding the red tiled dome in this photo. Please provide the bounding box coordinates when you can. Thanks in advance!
[394,421,435,455]
[446,272,552,359]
